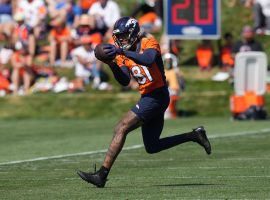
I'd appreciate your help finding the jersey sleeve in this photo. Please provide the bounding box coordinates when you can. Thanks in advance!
[115,55,126,67]
[141,37,161,54]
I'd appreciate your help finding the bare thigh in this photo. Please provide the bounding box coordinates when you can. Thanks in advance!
[114,110,143,135]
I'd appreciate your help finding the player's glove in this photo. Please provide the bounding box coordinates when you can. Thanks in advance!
[103,44,124,56]
[115,47,124,55]
[102,44,116,57]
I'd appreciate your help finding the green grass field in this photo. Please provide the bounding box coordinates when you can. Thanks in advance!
[0,117,270,199]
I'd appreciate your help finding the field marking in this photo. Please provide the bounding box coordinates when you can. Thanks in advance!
[0,128,269,166]
[0,145,143,166]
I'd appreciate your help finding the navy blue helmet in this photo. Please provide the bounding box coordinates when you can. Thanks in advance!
[112,17,141,50]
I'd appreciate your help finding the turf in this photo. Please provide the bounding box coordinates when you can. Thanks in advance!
[0,117,270,199]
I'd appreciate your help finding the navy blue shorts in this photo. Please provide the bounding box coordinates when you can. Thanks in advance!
[131,87,170,123]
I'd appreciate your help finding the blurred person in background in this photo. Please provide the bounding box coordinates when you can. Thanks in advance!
[232,25,263,54]
[245,0,270,35]
[47,0,71,27]
[0,33,13,95]
[48,19,71,66]
[163,53,180,119]
[196,40,213,71]
[67,0,83,28]
[47,0,82,28]
[70,35,102,91]
[220,32,235,71]
[79,0,97,14]
[11,42,34,95]
[16,0,47,55]
[0,0,14,39]
[12,13,35,58]
[131,0,163,34]
[160,34,181,56]
[87,0,120,39]
[71,14,102,47]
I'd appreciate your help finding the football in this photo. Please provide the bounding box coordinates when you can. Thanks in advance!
[94,44,116,62]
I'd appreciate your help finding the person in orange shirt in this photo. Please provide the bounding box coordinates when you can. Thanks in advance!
[12,13,36,56]
[49,20,71,66]
[196,40,213,71]
[71,14,102,47]
[220,32,235,71]
[77,17,212,188]
[79,0,97,13]
[131,0,162,33]
[11,42,33,95]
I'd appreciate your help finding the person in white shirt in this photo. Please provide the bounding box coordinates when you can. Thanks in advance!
[71,35,101,90]
[249,0,270,34]
[16,0,47,55]
[87,0,120,37]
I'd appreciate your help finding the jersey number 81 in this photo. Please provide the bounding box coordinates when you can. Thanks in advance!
[131,65,153,85]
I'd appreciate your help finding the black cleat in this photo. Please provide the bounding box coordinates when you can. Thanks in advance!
[77,170,107,188]
[193,126,211,155]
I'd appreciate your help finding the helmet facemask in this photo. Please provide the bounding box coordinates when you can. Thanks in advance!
[113,30,138,50]
[112,17,141,50]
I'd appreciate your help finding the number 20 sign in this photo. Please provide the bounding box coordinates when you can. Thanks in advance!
[165,0,220,39]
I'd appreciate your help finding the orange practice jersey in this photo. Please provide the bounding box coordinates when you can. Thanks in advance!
[115,36,166,95]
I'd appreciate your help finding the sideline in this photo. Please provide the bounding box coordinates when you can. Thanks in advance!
[0,128,269,166]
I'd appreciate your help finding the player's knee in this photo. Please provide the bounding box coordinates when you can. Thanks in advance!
[144,145,159,154]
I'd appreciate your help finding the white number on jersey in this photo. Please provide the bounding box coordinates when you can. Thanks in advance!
[131,65,153,84]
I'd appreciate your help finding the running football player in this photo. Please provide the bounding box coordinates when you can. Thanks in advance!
[77,17,211,188]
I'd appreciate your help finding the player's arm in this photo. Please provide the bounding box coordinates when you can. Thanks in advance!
[105,61,131,86]
[122,48,158,66]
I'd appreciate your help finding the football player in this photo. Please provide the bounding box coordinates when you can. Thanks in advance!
[77,16,211,188]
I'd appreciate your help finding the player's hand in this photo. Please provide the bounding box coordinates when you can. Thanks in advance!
[115,48,124,55]
[103,44,117,57]
[103,44,124,56]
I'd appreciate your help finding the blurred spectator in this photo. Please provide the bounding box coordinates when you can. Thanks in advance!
[220,32,235,71]
[79,0,97,14]
[163,53,180,119]
[67,0,83,28]
[131,0,163,34]
[252,0,270,35]
[49,19,72,66]
[160,34,181,56]
[196,40,213,71]
[0,35,13,95]
[70,35,102,91]
[11,42,34,95]
[47,0,71,27]
[0,0,14,38]
[0,0,12,22]
[232,25,263,54]
[71,14,102,46]
[16,0,47,39]
[87,0,120,38]
[47,0,82,28]
[12,13,35,57]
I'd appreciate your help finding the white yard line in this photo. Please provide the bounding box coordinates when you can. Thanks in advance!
[0,128,269,166]
[0,145,143,166]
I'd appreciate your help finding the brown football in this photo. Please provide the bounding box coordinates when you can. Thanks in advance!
[94,44,116,62]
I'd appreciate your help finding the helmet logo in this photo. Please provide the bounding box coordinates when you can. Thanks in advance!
[126,18,137,30]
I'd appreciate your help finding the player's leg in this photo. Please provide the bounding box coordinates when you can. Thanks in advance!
[77,110,142,187]
[142,114,211,154]
[103,110,142,169]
